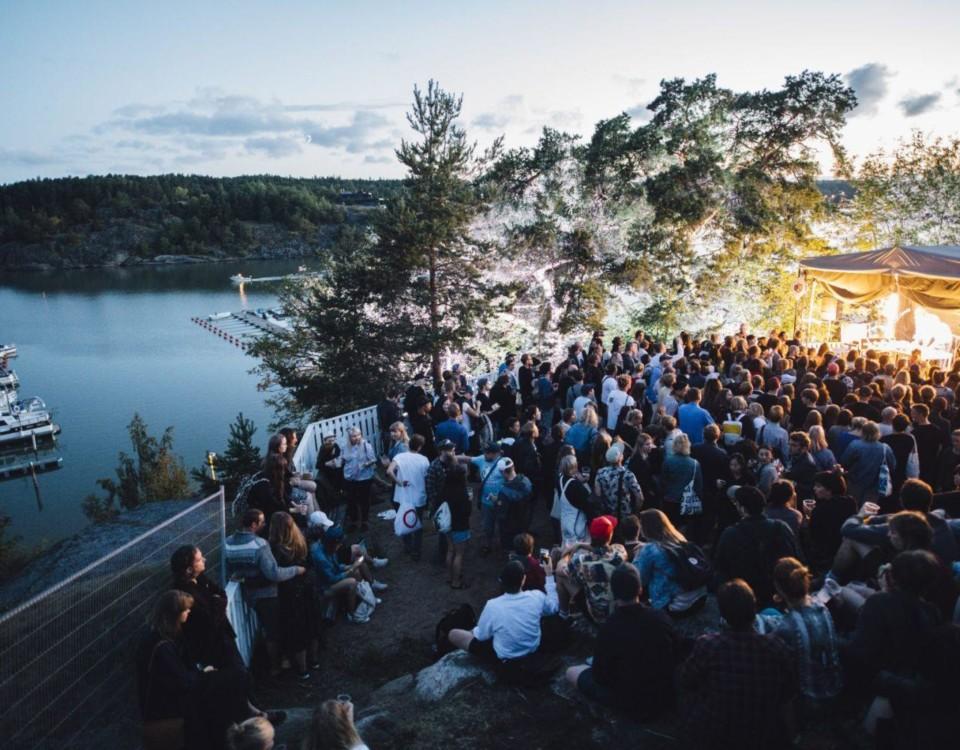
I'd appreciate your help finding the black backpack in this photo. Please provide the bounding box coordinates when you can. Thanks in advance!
[662,541,712,590]
[433,603,477,659]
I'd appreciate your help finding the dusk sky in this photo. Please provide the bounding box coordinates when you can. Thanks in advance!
[2,0,959,183]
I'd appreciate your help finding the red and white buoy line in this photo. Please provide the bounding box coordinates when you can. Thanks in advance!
[190,316,252,351]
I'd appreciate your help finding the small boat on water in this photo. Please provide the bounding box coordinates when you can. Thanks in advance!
[208,311,232,320]
[0,394,61,446]
[0,344,62,449]
[230,273,253,285]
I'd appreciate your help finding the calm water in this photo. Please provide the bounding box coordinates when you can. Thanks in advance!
[0,259,306,548]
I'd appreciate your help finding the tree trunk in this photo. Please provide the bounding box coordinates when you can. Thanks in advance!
[429,246,442,390]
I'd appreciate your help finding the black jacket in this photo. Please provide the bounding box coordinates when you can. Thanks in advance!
[714,516,800,606]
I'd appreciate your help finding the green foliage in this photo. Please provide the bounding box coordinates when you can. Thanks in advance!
[83,413,191,521]
[0,174,404,255]
[488,70,856,336]
[193,412,263,497]
[254,81,505,416]
[842,133,960,248]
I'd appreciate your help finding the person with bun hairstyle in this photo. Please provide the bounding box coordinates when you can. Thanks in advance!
[757,558,842,703]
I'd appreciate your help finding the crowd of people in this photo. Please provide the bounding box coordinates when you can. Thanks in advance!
[137,327,960,749]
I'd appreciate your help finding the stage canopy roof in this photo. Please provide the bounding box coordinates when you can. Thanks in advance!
[800,245,960,328]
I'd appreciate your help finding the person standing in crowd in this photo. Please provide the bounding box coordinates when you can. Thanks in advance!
[443,465,473,589]
[315,434,345,523]
[376,387,403,452]
[387,433,429,561]
[605,374,636,431]
[495,458,534,551]
[839,421,896,506]
[224,510,304,678]
[434,402,469,454]
[342,427,377,533]
[268,512,318,681]
[714,486,800,607]
[678,387,715,445]
[381,421,409,466]
[594,444,643,521]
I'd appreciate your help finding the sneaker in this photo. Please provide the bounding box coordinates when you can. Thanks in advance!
[371,580,389,592]
[372,557,389,569]
[346,612,369,624]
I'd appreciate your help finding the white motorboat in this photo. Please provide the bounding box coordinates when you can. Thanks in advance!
[0,384,60,447]
[0,364,18,390]
[230,273,253,284]
[208,311,232,320]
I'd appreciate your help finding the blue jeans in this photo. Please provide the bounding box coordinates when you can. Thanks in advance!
[480,503,497,544]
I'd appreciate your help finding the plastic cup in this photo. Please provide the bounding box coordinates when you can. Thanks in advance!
[862,501,880,516]
[803,499,816,515]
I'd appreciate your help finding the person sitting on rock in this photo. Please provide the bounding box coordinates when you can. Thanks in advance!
[556,515,628,624]
[447,560,559,665]
[565,564,682,717]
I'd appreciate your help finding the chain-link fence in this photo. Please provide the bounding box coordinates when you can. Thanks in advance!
[0,489,226,750]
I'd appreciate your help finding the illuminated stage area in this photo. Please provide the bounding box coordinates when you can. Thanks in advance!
[800,245,960,367]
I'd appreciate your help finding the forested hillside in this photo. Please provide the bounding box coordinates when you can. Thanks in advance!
[0,175,404,269]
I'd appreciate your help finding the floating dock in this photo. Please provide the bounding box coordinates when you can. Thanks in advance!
[191,311,289,351]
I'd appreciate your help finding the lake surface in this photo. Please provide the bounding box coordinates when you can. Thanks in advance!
[0,259,306,549]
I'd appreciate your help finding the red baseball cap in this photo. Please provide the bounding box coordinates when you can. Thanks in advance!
[588,515,618,542]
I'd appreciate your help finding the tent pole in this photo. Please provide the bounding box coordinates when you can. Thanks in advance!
[806,280,817,344]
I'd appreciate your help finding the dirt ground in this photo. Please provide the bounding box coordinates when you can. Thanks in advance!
[256,482,867,750]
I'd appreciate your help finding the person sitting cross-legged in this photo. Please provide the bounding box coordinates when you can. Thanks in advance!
[448,559,559,668]
[310,525,386,623]
[556,515,628,624]
[565,564,683,718]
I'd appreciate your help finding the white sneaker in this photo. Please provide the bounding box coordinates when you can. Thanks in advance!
[372,557,389,569]
[372,580,389,592]
[347,612,369,624]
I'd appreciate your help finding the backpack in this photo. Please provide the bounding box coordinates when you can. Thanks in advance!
[232,472,271,517]
[722,414,743,447]
[433,603,477,658]
[662,541,712,590]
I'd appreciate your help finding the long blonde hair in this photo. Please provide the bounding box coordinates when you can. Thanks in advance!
[639,509,686,545]
[302,700,362,750]
[808,424,828,452]
[579,403,599,429]
[268,511,308,563]
[389,421,409,445]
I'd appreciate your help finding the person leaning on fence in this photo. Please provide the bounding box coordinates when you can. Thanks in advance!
[224,509,305,678]
[136,590,267,750]
[171,545,246,674]
[342,427,377,533]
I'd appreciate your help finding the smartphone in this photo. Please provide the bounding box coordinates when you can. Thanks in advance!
[539,548,550,564]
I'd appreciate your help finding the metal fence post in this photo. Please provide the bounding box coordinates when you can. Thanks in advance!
[218,485,227,589]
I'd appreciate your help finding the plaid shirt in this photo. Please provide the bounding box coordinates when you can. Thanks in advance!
[679,630,797,750]
[425,457,450,512]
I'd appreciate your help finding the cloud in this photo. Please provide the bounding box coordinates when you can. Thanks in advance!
[101,90,397,161]
[544,108,583,129]
[283,101,406,113]
[471,95,525,131]
[625,103,653,123]
[612,74,646,95]
[473,112,512,130]
[898,92,941,117]
[0,147,60,166]
[844,63,894,117]
[245,136,303,158]
[364,154,393,164]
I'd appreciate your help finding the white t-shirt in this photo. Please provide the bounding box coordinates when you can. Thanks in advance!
[601,376,618,407]
[472,578,559,659]
[392,451,429,508]
[606,389,635,430]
